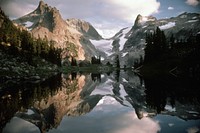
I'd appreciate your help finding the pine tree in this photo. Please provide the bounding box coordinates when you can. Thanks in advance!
[144,27,167,63]
[71,57,77,66]
[115,55,120,68]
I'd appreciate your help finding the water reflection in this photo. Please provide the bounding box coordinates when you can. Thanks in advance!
[144,76,200,120]
[0,74,62,132]
[48,96,160,133]
[1,71,200,133]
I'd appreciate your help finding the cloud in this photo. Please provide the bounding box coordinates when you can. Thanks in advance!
[55,96,161,133]
[102,0,160,22]
[185,0,200,6]
[168,6,174,10]
[0,0,160,37]
[0,0,38,19]
[50,0,160,37]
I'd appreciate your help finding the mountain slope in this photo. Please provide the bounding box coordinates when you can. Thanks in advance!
[66,18,102,40]
[93,12,200,67]
[13,1,102,61]
[122,12,200,67]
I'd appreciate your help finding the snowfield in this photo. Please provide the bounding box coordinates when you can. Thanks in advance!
[119,27,131,51]
[159,22,176,30]
[24,21,33,28]
[186,20,199,23]
[90,39,113,56]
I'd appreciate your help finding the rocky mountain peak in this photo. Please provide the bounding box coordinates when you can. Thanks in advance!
[134,14,157,27]
[38,1,46,9]
[12,1,103,61]
[134,14,143,27]
[33,0,60,18]
[36,0,49,14]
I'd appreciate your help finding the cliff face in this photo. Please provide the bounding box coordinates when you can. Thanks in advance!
[13,1,102,61]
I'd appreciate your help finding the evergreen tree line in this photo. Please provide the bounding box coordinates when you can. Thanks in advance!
[144,27,167,63]
[0,9,62,66]
[140,27,200,77]
[70,56,102,67]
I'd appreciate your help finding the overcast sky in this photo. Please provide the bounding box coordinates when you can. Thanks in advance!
[0,0,200,38]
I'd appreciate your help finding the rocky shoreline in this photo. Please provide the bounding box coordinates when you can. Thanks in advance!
[0,50,60,90]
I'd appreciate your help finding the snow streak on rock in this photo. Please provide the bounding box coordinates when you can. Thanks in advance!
[159,22,176,30]
[119,27,131,51]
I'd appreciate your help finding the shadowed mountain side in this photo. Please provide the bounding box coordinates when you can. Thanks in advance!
[120,12,200,67]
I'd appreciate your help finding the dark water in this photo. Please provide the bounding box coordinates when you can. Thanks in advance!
[1,70,200,133]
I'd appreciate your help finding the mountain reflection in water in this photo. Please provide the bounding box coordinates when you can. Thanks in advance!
[1,70,200,133]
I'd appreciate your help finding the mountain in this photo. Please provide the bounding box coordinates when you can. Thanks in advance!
[12,1,200,65]
[13,1,102,61]
[91,12,200,67]
[66,18,102,40]
[119,12,200,67]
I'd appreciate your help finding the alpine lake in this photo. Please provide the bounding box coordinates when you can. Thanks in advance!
[1,69,200,133]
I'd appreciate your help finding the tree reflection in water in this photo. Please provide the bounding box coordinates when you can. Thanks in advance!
[0,74,62,132]
[144,76,200,119]
[1,71,200,133]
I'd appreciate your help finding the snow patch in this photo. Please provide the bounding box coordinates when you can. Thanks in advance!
[122,52,128,57]
[119,84,128,98]
[150,30,154,33]
[122,78,128,83]
[186,20,199,23]
[164,105,176,112]
[192,16,197,19]
[180,14,187,18]
[101,74,105,79]
[119,84,132,107]
[142,25,148,29]
[26,109,34,115]
[168,123,174,127]
[186,111,199,114]
[119,27,131,51]
[24,21,33,28]
[90,39,113,56]
[159,22,176,30]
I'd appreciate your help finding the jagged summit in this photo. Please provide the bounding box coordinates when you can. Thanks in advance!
[13,0,62,32]
[134,14,157,27]
[13,1,102,60]
[37,0,47,13]
[13,1,86,60]
[35,0,59,15]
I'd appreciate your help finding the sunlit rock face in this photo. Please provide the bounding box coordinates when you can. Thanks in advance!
[33,74,86,124]
[13,1,102,61]
[66,18,102,40]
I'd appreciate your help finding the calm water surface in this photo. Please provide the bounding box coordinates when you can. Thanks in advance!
[1,70,200,133]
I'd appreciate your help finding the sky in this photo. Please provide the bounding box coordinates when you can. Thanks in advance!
[0,0,200,38]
